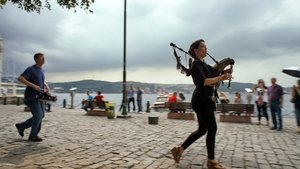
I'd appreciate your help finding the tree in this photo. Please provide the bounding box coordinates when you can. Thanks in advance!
[0,0,94,13]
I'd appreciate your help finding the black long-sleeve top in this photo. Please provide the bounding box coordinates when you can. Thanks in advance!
[190,59,218,111]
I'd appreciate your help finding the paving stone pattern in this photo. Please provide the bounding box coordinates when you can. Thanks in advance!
[0,105,300,169]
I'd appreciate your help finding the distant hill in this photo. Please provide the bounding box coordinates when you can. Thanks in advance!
[48,79,291,94]
[49,80,252,94]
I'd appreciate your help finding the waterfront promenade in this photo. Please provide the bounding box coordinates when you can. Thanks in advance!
[0,105,300,169]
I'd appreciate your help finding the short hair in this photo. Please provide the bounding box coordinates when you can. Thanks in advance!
[34,53,44,62]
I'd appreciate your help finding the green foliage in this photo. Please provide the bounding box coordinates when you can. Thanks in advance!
[0,0,94,13]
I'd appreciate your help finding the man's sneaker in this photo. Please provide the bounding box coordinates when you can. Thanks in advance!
[15,123,24,137]
[28,136,43,142]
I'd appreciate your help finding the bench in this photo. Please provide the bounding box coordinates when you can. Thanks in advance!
[216,104,254,123]
[167,102,195,120]
[82,100,113,116]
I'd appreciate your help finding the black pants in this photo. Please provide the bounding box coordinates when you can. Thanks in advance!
[256,102,269,121]
[128,97,135,112]
[181,108,217,160]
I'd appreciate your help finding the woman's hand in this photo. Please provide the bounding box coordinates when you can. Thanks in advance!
[223,68,233,74]
[220,73,232,81]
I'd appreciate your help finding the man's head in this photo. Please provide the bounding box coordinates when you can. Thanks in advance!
[271,77,277,85]
[34,53,45,67]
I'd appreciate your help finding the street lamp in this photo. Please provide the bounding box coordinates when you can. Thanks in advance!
[119,0,130,117]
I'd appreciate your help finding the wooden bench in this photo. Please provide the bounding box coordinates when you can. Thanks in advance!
[216,104,254,123]
[82,100,112,116]
[167,102,195,120]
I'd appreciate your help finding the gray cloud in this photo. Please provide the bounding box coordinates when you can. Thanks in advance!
[0,0,299,86]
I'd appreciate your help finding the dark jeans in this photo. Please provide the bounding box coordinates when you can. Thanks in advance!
[270,100,282,129]
[256,102,269,121]
[181,108,217,160]
[137,99,142,112]
[20,98,45,137]
[128,97,135,112]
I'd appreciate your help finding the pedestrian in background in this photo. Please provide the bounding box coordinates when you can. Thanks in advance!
[253,79,269,126]
[15,53,48,142]
[219,92,229,104]
[267,77,284,131]
[94,91,105,109]
[81,91,93,112]
[233,92,243,104]
[291,79,300,133]
[168,92,177,103]
[136,87,143,112]
[178,92,186,102]
[127,85,136,112]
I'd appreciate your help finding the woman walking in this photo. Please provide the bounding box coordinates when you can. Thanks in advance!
[253,79,269,126]
[171,39,232,169]
[291,79,300,133]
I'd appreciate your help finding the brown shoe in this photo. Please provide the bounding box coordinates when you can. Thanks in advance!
[207,160,226,169]
[171,146,181,163]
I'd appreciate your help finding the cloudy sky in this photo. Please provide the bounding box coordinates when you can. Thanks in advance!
[0,0,299,87]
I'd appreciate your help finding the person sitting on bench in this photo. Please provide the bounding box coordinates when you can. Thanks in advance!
[94,91,105,109]
[82,91,93,112]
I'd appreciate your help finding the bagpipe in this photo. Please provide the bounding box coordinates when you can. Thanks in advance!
[37,91,57,102]
[170,42,235,89]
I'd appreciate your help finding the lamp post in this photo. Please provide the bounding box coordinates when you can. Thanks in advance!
[0,35,3,85]
[121,0,128,116]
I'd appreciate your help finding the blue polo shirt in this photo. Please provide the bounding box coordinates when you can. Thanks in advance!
[21,65,45,99]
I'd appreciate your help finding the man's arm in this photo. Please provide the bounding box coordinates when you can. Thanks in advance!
[18,75,41,91]
[44,82,50,92]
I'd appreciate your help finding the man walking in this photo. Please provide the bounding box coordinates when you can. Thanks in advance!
[267,77,284,131]
[15,53,48,141]
[137,87,143,112]
[127,85,136,112]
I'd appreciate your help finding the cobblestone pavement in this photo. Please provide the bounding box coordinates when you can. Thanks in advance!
[0,105,300,169]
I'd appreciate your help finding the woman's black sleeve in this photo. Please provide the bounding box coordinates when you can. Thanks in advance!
[190,61,206,86]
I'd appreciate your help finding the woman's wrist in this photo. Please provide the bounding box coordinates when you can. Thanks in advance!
[216,76,221,82]
[219,75,223,81]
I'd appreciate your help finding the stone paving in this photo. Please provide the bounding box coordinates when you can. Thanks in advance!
[0,105,300,169]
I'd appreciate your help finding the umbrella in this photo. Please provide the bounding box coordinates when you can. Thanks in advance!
[282,66,300,78]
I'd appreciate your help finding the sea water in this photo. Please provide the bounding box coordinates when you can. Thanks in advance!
[51,92,295,117]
